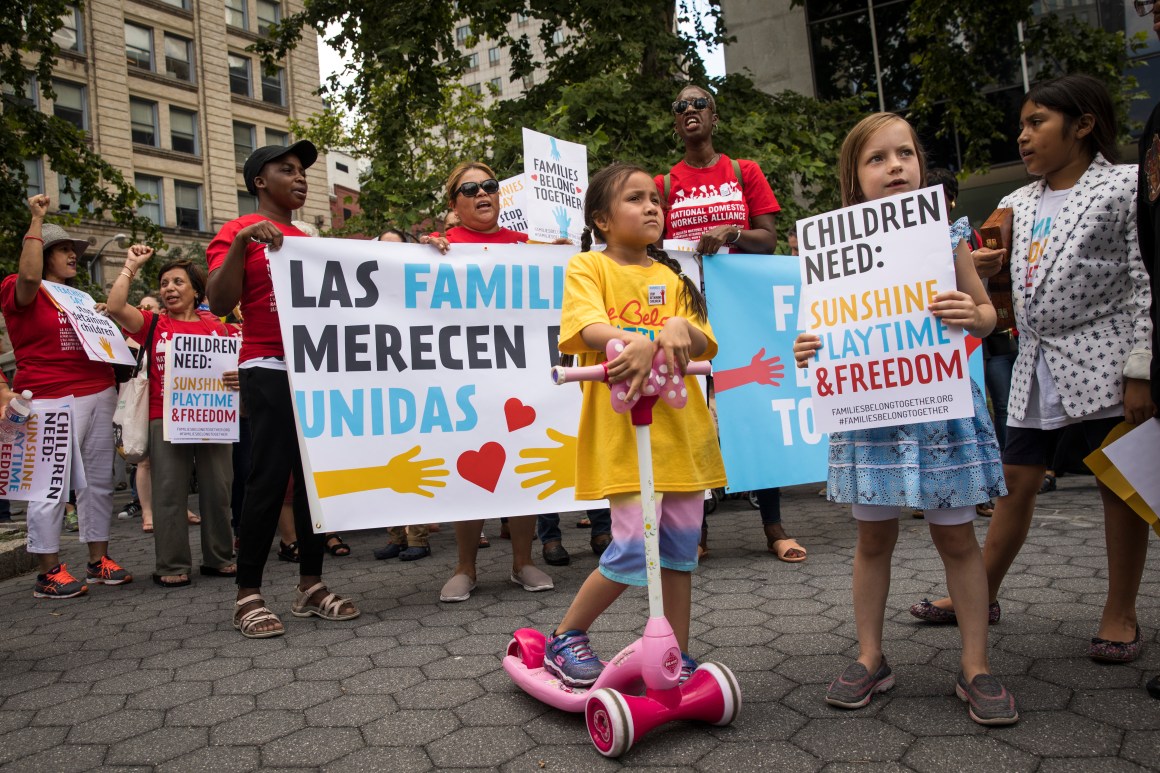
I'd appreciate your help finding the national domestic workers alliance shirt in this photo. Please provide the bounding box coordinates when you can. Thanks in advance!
[127,310,236,422]
[558,251,727,500]
[655,155,780,242]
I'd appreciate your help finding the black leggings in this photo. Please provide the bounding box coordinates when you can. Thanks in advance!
[236,368,324,588]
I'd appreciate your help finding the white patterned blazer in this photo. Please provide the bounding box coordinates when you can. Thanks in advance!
[998,154,1153,421]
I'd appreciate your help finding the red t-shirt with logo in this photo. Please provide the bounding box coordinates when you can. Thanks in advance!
[127,310,235,421]
[206,214,306,363]
[0,276,114,399]
[654,155,780,242]
[429,226,529,244]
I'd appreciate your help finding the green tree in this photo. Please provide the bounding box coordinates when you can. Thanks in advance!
[1,2,162,276]
[260,0,865,246]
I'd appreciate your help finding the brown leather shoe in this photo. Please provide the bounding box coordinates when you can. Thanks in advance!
[542,540,570,566]
[590,533,612,557]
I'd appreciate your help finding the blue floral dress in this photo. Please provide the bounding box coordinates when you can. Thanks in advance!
[827,217,1008,510]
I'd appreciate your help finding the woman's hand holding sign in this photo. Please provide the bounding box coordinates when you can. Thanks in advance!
[929,290,984,334]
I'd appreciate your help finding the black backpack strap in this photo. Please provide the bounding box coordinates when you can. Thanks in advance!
[134,314,161,377]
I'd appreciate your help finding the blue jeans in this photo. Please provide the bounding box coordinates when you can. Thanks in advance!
[985,351,1016,452]
[537,509,611,543]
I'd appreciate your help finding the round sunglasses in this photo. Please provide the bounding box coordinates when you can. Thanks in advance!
[672,97,711,115]
[453,178,500,199]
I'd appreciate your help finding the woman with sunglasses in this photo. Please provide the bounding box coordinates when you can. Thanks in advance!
[657,86,805,562]
[422,161,556,603]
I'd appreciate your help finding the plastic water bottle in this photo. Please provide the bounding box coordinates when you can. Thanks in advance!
[0,390,33,444]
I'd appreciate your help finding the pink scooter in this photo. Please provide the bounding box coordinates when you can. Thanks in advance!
[503,341,741,757]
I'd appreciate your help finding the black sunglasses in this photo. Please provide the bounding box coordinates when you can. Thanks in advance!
[1135,0,1155,16]
[672,97,711,115]
[453,178,500,199]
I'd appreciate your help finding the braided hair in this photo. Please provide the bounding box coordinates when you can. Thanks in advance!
[581,163,708,323]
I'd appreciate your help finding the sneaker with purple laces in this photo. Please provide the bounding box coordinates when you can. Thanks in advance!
[543,629,604,687]
[826,657,894,709]
[679,652,698,685]
[956,672,1018,725]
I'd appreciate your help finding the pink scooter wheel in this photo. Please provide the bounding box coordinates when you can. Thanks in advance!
[699,662,742,726]
[585,688,634,758]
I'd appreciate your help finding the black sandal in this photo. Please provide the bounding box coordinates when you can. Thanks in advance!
[277,541,300,562]
[325,533,351,557]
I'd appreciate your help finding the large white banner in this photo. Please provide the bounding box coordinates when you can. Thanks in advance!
[270,239,594,531]
[796,186,972,433]
[42,282,136,365]
[163,334,240,443]
[498,174,530,235]
[522,128,587,244]
[0,399,75,503]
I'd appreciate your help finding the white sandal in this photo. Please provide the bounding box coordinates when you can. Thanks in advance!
[291,582,360,621]
[233,594,285,638]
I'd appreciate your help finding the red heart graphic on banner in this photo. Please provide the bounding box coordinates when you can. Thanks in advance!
[530,174,539,181]
[575,186,583,193]
[504,398,536,432]
[457,442,506,492]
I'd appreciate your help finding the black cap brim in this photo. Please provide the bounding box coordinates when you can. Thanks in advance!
[243,140,319,195]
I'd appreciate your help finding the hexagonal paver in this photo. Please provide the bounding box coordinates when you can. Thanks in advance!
[999,710,1122,757]
[903,736,1038,773]
[260,726,363,767]
[426,726,536,768]
[105,726,208,765]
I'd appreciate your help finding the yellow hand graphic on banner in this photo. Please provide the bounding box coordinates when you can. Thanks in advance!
[98,336,114,358]
[514,428,577,500]
[313,446,449,499]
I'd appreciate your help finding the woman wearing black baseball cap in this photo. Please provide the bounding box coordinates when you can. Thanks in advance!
[206,141,359,638]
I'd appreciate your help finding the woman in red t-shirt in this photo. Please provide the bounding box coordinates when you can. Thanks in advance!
[107,244,238,588]
[656,85,807,563]
[420,161,556,604]
[0,195,130,598]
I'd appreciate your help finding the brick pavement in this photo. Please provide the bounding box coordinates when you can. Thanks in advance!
[0,477,1158,771]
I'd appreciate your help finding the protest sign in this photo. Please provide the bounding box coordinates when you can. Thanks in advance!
[163,334,240,443]
[0,399,74,504]
[498,175,530,234]
[269,239,595,532]
[703,253,828,491]
[522,128,587,244]
[796,186,972,434]
[42,281,136,366]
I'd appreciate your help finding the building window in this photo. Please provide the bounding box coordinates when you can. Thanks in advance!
[233,122,255,166]
[468,83,481,95]
[265,128,289,145]
[228,54,251,97]
[125,22,153,70]
[488,47,501,66]
[551,28,565,45]
[466,53,479,72]
[335,161,349,173]
[170,107,198,154]
[164,34,193,82]
[456,24,471,44]
[129,98,157,146]
[54,6,82,53]
[261,66,284,106]
[522,74,534,90]
[52,80,86,130]
[174,181,202,230]
[225,0,247,29]
[24,159,43,198]
[257,0,282,36]
[237,191,258,216]
[517,13,528,27]
[157,0,188,8]
[489,77,502,94]
[135,175,163,225]
[58,176,78,212]
[2,77,37,109]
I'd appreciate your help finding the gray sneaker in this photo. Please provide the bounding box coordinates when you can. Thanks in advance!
[826,657,894,709]
[956,672,1018,726]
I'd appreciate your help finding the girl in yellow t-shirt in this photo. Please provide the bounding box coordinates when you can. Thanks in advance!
[544,163,727,688]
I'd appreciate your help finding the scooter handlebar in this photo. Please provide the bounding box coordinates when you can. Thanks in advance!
[550,360,711,385]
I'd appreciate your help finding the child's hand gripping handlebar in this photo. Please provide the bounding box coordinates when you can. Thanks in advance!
[551,340,712,415]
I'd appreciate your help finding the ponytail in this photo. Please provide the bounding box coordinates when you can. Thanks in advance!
[646,244,708,323]
[580,226,594,252]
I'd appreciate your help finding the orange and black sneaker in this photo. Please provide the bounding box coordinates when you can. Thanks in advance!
[85,555,133,586]
[33,563,88,599]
